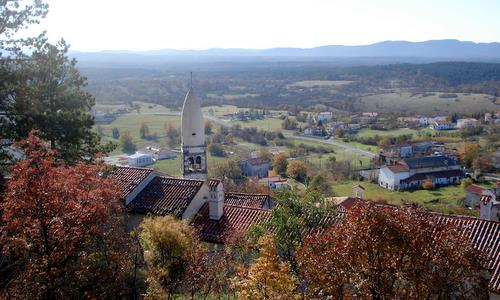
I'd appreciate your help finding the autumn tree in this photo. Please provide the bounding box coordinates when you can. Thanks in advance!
[139,215,219,299]
[233,234,298,300]
[422,178,435,190]
[273,152,289,177]
[298,204,489,299]
[210,159,244,187]
[308,173,331,195]
[286,160,307,182]
[0,131,135,299]
[140,122,150,139]
[457,142,481,168]
[165,122,180,147]
[120,130,137,154]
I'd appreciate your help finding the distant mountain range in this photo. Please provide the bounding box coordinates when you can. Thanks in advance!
[71,40,500,66]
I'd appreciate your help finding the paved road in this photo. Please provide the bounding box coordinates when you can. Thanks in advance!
[288,135,377,158]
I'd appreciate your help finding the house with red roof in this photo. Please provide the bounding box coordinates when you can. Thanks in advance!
[378,155,463,190]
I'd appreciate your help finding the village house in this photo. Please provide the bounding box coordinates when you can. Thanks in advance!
[127,152,154,167]
[378,155,463,190]
[379,141,448,164]
[239,157,271,177]
[304,126,327,137]
[140,146,177,160]
[258,176,292,190]
[456,118,480,129]
[431,120,454,130]
[465,184,485,208]
[316,111,333,123]
[479,183,500,222]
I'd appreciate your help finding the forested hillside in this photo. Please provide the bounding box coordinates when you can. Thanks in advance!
[81,61,500,113]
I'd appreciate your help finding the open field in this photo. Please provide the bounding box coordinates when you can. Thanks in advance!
[359,92,499,114]
[94,101,172,114]
[332,180,476,216]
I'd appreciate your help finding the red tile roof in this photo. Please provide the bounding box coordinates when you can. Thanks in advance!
[224,192,271,208]
[192,203,271,243]
[108,166,154,198]
[387,164,409,173]
[340,200,500,294]
[433,214,500,293]
[336,197,365,212]
[466,184,485,194]
[126,176,204,217]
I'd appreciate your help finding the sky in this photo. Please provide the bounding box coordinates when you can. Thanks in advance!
[27,0,500,51]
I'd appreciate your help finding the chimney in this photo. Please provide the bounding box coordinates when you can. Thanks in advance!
[209,180,224,221]
[352,184,365,199]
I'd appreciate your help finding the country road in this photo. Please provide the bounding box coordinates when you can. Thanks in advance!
[288,135,377,158]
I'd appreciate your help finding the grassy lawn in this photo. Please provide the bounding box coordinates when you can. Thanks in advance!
[287,138,372,167]
[332,180,475,216]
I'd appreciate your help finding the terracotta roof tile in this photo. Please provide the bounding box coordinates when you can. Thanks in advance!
[433,214,500,293]
[466,185,485,194]
[224,192,271,208]
[192,203,271,243]
[126,176,204,217]
[108,166,154,198]
[387,164,409,173]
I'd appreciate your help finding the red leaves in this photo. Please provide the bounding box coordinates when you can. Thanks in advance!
[298,203,489,299]
[0,130,133,299]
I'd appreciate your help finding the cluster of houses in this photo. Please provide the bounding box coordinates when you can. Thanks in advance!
[127,146,177,167]
[303,111,374,137]
[238,154,292,191]
[401,115,485,131]
[465,183,500,222]
[484,110,500,124]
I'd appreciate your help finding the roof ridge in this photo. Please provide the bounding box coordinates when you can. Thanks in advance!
[224,203,271,212]
[225,191,270,196]
[156,175,205,183]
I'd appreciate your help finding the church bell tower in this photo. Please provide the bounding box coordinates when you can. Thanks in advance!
[181,76,207,180]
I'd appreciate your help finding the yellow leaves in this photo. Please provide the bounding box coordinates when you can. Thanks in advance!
[233,234,299,300]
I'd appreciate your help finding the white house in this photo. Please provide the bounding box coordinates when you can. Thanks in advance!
[431,121,454,131]
[456,118,480,128]
[378,155,463,190]
[128,152,154,167]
